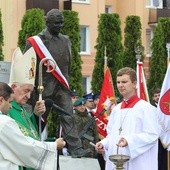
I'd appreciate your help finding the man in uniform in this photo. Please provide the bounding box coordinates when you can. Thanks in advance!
[73,97,99,158]
[83,92,95,116]
[71,89,79,104]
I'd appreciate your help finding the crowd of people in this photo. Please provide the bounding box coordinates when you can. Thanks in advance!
[0,7,169,170]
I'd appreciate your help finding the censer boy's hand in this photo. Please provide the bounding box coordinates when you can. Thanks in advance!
[117,137,128,147]
[95,142,104,154]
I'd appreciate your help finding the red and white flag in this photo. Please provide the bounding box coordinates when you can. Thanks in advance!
[136,61,150,102]
[157,62,170,147]
[27,36,69,89]
[95,67,116,138]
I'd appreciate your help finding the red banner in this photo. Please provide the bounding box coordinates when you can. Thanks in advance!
[136,61,150,102]
[95,67,116,138]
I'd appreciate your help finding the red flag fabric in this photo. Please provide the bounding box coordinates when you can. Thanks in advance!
[157,62,170,147]
[95,67,116,138]
[136,61,150,102]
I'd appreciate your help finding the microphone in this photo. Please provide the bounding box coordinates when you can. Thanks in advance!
[45,98,69,115]
[45,98,74,140]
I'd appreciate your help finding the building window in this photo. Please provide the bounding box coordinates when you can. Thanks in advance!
[146,29,154,57]
[82,77,91,94]
[105,6,112,13]
[146,0,163,8]
[80,26,90,54]
[163,0,170,8]
[72,0,90,3]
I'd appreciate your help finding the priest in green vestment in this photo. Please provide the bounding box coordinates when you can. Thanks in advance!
[8,47,46,170]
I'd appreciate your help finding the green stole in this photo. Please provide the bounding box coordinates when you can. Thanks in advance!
[8,101,40,170]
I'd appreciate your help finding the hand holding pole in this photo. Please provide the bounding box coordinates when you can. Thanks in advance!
[37,58,56,140]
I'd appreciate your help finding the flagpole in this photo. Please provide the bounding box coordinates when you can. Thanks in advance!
[166,43,170,170]
[135,45,142,62]
[166,43,170,65]
[104,46,107,65]
[104,46,107,72]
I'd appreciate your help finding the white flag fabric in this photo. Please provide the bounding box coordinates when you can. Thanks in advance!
[157,62,170,148]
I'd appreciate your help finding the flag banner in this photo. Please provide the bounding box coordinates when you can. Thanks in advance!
[27,36,69,89]
[95,67,116,138]
[136,61,150,102]
[157,62,170,147]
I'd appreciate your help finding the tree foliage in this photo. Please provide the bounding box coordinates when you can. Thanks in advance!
[18,8,45,52]
[91,13,123,95]
[0,10,4,61]
[148,17,170,98]
[61,10,83,96]
[123,15,143,69]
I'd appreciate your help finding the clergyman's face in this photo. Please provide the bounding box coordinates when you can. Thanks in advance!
[11,83,34,105]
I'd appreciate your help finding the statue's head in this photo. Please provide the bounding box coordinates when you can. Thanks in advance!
[44,9,64,36]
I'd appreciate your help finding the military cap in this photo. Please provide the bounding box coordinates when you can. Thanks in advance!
[93,92,100,100]
[71,89,78,97]
[83,92,94,101]
[73,97,86,107]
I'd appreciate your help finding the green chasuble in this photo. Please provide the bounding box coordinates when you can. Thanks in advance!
[8,100,40,170]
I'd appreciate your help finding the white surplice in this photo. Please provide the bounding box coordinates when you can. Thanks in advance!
[101,100,159,170]
[0,114,57,170]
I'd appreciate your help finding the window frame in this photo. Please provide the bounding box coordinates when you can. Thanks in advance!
[105,5,112,13]
[146,28,154,57]
[72,0,90,4]
[80,25,90,55]
[146,0,163,8]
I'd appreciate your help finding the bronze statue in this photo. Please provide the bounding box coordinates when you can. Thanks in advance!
[24,9,91,157]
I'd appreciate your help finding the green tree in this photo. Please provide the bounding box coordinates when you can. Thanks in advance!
[0,10,4,61]
[148,17,170,99]
[18,8,45,52]
[61,10,83,96]
[123,15,143,69]
[91,13,123,95]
